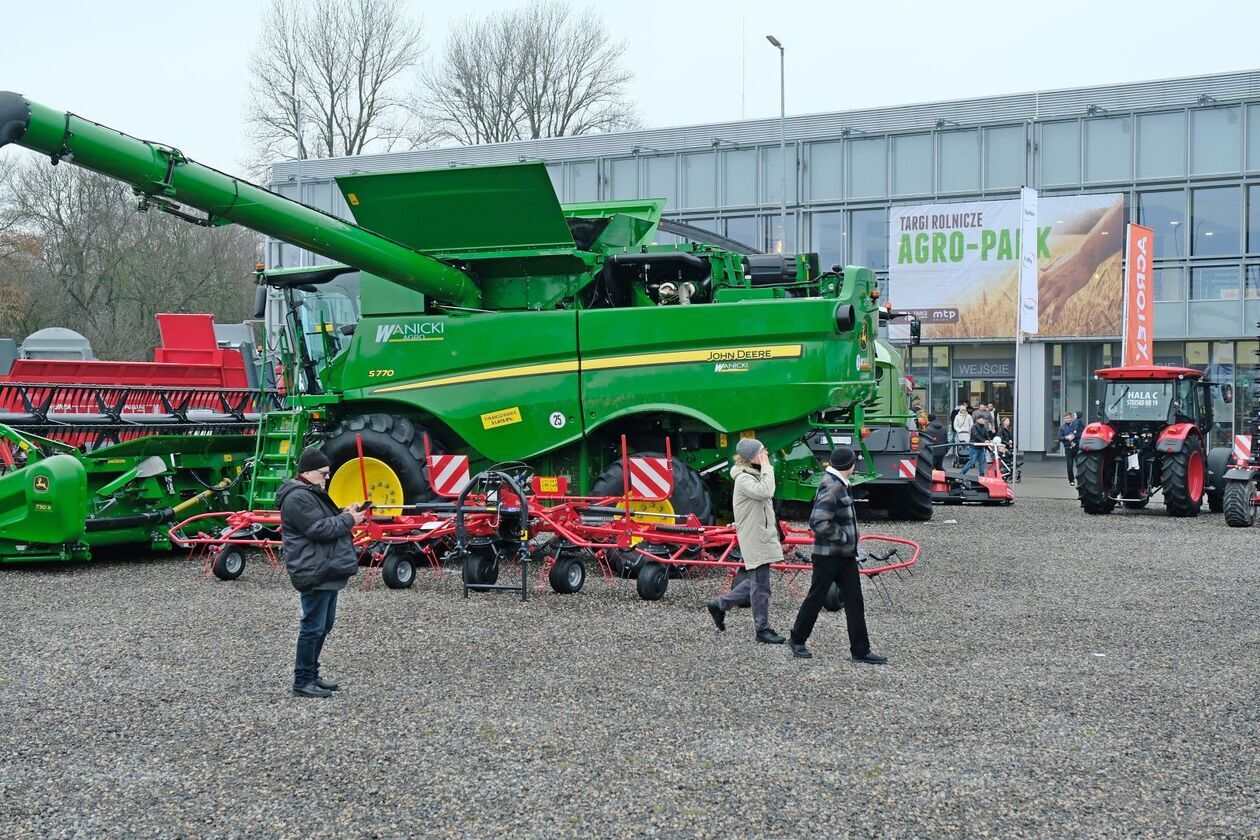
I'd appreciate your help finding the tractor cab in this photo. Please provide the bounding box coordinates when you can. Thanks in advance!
[1097,366,1212,431]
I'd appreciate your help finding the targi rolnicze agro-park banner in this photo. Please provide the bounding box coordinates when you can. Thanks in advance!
[888,194,1125,339]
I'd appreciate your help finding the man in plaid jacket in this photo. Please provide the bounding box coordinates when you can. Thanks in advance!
[788,446,888,664]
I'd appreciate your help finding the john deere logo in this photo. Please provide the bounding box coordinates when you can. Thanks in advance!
[33,475,49,493]
[859,321,870,351]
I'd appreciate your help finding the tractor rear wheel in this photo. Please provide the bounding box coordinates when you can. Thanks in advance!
[885,450,934,522]
[322,414,442,509]
[1075,450,1117,515]
[1223,479,1256,527]
[1206,446,1231,513]
[1162,436,1205,517]
[590,452,714,525]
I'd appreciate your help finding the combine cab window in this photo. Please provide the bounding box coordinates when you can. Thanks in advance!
[295,288,359,369]
[1104,381,1174,422]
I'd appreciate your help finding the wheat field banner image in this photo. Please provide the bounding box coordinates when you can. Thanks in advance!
[888,193,1125,339]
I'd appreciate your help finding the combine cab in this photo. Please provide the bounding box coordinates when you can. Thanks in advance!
[1075,366,1230,516]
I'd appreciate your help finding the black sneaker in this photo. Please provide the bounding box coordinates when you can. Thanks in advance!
[315,677,340,691]
[788,640,812,659]
[851,650,889,665]
[706,602,726,632]
[293,682,333,698]
[756,628,786,644]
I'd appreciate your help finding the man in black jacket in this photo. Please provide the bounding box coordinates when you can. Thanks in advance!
[788,446,887,664]
[1058,411,1083,485]
[923,413,948,471]
[278,448,366,698]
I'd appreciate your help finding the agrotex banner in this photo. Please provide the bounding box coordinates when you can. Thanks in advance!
[888,194,1124,339]
[1121,224,1155,366]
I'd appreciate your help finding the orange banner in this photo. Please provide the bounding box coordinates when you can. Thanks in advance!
[1121,224,1155,366]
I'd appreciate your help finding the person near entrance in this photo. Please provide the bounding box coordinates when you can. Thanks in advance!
[705,438,786,645]
[952,405,973,467]
[278,448,368,698]
[1058,411,1084,485]
[959,415,993,477]
[788,446,886,664]
[972,403,994,428]
[924,413,947,471]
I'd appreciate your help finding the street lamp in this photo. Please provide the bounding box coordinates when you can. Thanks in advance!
[766,34,786,254]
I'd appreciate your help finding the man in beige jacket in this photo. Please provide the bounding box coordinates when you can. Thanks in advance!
[705,438,787,644]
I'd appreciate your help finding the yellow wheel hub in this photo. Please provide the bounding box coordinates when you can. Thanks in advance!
[609,499,676,543]
[328,457,405,511]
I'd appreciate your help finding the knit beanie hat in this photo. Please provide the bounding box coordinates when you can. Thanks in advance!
[298,447,331,473]
[735,437,763,461]
[829,446,857,470]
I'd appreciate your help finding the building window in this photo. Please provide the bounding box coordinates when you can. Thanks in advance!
[644,156,675,210]
[809,211,845,271]
[1249,105,1260,171]
[850,208,888,271]
[1192,186,1242,257]
[760,145,798,205]
[1154,266,1183,302]
[763,214,797,255]
[809,141,843,201]
[569,161,597,202]
[608,158,638,200]
[1190,106,1242,175]
[892,134,932,196]
[1084,116,1132,183]
[938,130,980,193]
[725,216,757,250]
[1040,120,1079,185]
[1249,184,1260,253]
[985,125,1026,190]
[1246,265,1260,300]
[681,152,716,209]
[847,137,887,199]
[546,164,564,200]
[1237,341,1260,436]
[1136,111,1186,179]
[1190,266,1240,301]
[722,148,757,206]
[1138,190,1187,260]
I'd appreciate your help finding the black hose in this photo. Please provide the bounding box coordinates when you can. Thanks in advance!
[84,508,174,532]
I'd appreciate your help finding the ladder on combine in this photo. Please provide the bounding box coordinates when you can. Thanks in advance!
[247,410,307,509]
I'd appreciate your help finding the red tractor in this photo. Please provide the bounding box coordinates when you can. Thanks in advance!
[1075,366,1231,516]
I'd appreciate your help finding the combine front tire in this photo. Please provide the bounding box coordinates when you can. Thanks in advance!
[1223,479,1256,527]
[886,450,934,521]
[322,414,441,509]
[1075,450,1116,515]
[1162,437,1205,518]
[211,547,246,581]
[590,453,714,524]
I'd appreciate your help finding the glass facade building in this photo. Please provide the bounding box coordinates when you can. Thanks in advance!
[270,70,1260,455]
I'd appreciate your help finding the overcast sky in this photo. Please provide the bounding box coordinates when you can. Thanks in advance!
[1,0,1254,174]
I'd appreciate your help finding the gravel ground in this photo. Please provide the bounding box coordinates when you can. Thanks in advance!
[1,498,1257,838]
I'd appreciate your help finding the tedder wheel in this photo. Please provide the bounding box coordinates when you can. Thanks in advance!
[381,547,417,590]
[461,543,501,587]
[1223,479,1256,527]
[548,554,586,594]
[590,452,715,525]
[211,547,246,581]
[635,562,670,601]
[822,581,843,613]
[886,449,935,522]
[1075,450,1117,515]
[1162,435,1205,518]
[1206,446,1231,514]
[322,414,442,509]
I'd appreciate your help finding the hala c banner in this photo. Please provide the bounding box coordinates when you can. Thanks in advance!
[888,194,1124,339]
[1121,224,1155,366]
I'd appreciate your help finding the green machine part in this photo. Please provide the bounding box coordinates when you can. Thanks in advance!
[0,454,88,547]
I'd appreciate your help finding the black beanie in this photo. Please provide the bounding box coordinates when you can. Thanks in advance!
[298,447,331,473]
[829,446,857,470]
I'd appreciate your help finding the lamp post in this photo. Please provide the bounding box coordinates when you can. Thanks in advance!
[766,34,786,253]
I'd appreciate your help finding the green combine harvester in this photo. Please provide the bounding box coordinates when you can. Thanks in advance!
[0,90,911,558]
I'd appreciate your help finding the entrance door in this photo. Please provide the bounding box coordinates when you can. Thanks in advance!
[954,380,1013,420]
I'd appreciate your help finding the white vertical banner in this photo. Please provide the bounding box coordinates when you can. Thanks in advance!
[1018,187,1039,335]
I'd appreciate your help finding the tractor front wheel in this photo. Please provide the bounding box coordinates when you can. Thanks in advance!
[1223,479,1256,527]
[1162,437,1205,517]
[1075,450,1117,515]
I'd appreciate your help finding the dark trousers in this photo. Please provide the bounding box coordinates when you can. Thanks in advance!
[1065,448,1077,483]
[294,589,338,687]
[931,448,946,471]
[790,553,870,656]
[712,564,771,632]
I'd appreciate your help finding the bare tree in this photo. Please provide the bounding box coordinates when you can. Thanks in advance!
[246,0,424,172]
[0,160,260,359]
[416,1,638,147]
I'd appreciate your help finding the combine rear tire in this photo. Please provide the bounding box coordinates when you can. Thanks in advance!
[1206,446,1231,513]
[885,450,935,521]
[590,453,714,524]
[322,414,441,508]
[636,562,669,601]
[1075,450,1117,515]
[1162,437,1205,518]
[211,547,246,581]
[1223,479,1256,527]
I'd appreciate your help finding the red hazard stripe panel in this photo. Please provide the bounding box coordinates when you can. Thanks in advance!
[428,454,471,498]
[897,459,915,479]
[627,457,672,501]
[1234,435,1252,464]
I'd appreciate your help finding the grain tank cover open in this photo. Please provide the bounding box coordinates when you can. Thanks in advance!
[336,162,577,253]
